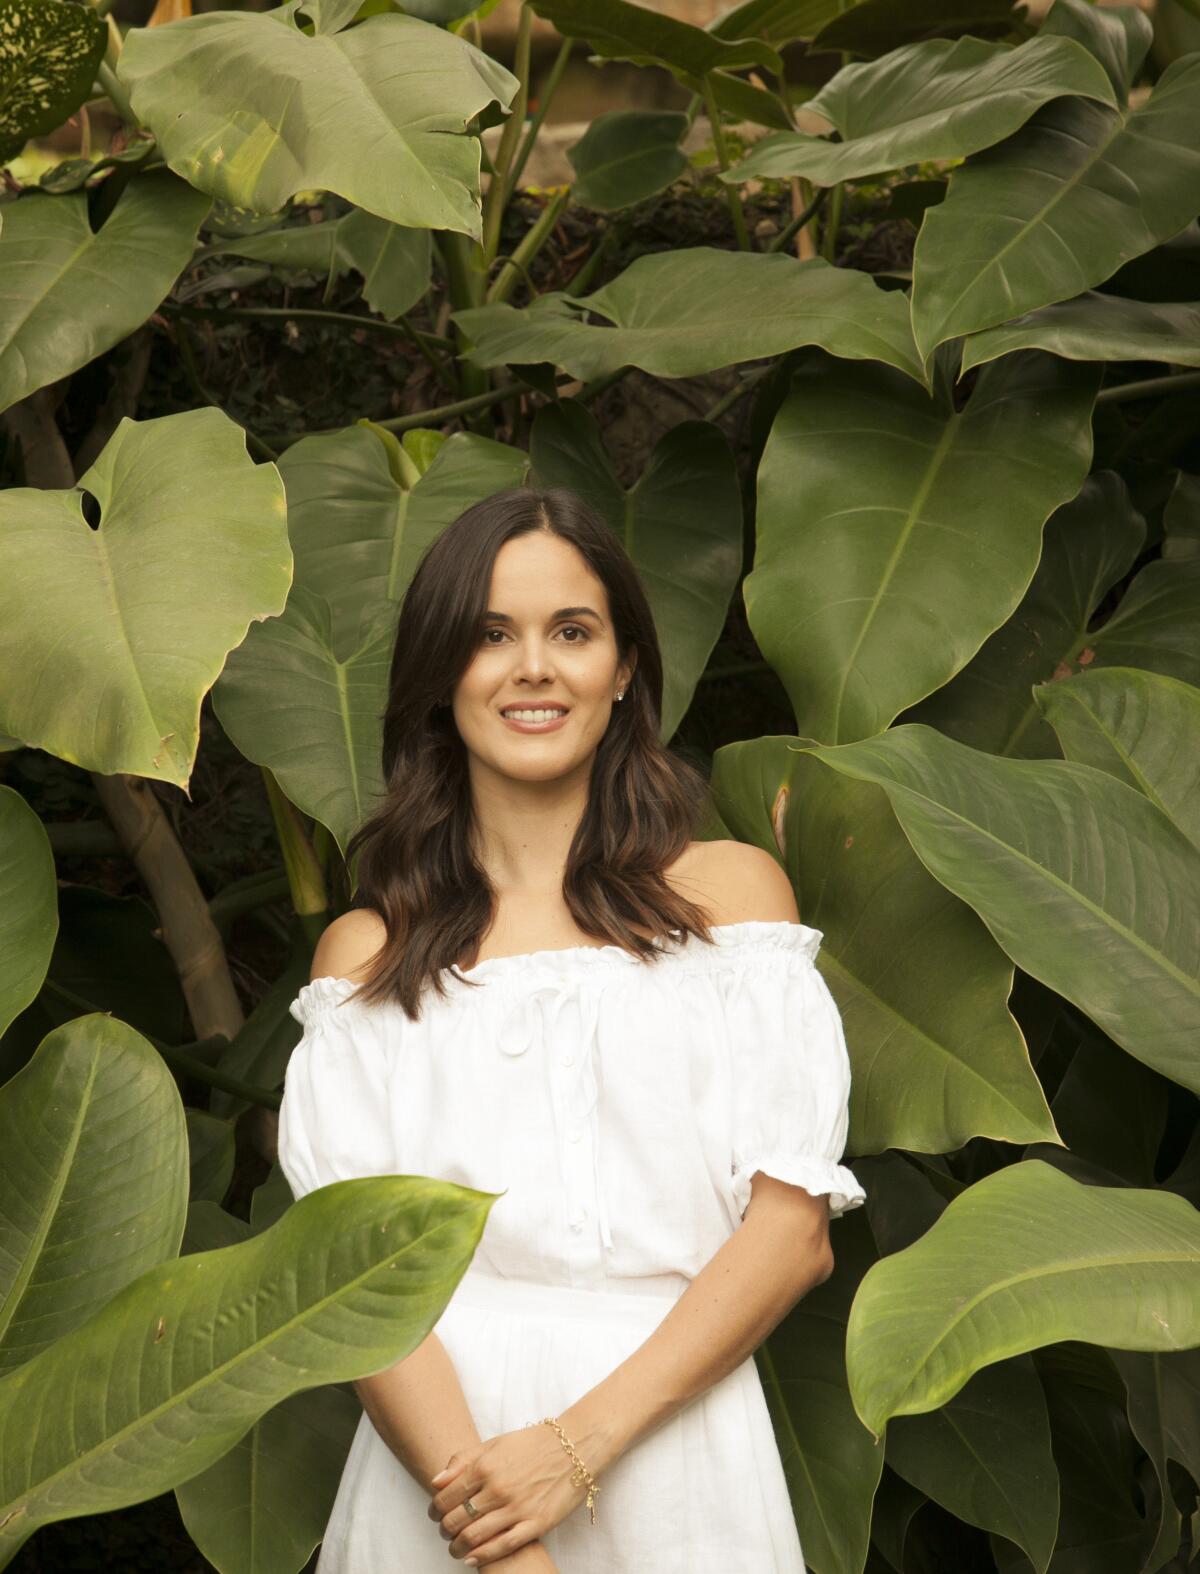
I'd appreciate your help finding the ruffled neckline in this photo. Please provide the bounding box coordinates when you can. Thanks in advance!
[289,918,823,1022]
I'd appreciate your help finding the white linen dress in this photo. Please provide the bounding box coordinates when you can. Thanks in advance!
[276,918,866,1572]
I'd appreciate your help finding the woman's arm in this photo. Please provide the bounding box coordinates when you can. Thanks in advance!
[354,1331,483,1494]
[558,1174,835,1476]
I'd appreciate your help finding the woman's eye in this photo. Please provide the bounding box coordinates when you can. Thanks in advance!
[559,625,589,643]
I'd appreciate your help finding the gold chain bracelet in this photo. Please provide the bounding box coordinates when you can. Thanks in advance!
[535,1416,601,1525]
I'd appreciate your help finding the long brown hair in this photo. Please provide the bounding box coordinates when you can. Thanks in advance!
[342,483,718,1019]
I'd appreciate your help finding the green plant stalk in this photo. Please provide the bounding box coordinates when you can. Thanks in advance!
[208,870,292,932]
[564,221,619,297]
[704,362,778,423]
[820,179,845,262]
[1096,369,1200,404]
[701,75,751,251]
[39,979,281,1109]
[505,37,572,202]
[262,770,328,951]
[95,61,136,126]
[768,184,828,254]
[482,0,533,269]
[486,185,570,306]
[438,230,491,420]
[162,301,455,352]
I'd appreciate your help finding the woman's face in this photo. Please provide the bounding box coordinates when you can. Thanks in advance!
[451,529,636,784]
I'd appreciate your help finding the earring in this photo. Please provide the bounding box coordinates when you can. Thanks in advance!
[616,690,625,701]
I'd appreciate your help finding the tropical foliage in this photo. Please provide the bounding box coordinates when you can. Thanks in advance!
[1,0,1198,1569]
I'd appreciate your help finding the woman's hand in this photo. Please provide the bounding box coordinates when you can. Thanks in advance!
[426,1422,591,1565]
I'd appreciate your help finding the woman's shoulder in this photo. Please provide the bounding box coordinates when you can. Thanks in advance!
[308,906,388,988]
[667,839,801,928]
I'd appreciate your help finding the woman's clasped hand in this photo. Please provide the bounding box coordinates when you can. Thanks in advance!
[426,1422,591,1566]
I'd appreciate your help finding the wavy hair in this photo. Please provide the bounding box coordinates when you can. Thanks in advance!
[341,484,718,1020]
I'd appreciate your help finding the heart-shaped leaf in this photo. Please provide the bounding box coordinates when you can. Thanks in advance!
[711,736,1059,1155]
[0,788,56,1041]
[1083,559,1200,690]
[529,401,742,741]
[528,0,783,83]
[118,6,518,239]
[807,724,1200,1094]
[0,175,210,415]
[568,110,689,212]
[0,408,290,789]
[911,55,1200,359]
[0,1016,187,1376]
[722,35,1114,187]
[454,248,925,384]
[846,1159,1200,1433]
[1040,0,1152,101]
[747,353,1098,744]
[0,0,106,163]
[904,471,1145,757]
[0,1175,497,1562]
[961,291,1200,375]
[1036,667,1200,850]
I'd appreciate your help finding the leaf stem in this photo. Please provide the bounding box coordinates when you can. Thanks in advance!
[701,74,751,251]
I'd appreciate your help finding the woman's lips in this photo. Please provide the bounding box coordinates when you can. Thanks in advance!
[499,709,570,733]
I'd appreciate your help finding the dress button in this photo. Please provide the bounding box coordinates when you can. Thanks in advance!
[569,1209,586,1231]
[568,1127,583,1143]
[560,1054,575,1068]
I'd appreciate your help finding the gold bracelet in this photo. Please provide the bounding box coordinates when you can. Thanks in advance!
[537,1415,601,1525]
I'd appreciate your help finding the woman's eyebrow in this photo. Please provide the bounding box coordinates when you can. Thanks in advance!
[484,607,602,623]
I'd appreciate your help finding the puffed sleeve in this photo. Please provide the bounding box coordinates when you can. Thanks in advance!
[276,977,398,1201]
[724,925,866,1220]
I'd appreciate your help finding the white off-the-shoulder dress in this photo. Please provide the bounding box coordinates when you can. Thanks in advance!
[277,918,866,1573]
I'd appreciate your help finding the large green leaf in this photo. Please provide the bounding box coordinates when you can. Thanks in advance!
[710,737,1059,1155]
[0,175,210,414]
[706,0,848,45]
[811,0,1026,55]
[1036,667,1200,850]
[568,110,689,212]
[904,472,1145,757]
[0,1175,496,1563]
[0,409,289,789]
[527,0,784,83]
[0,1017,187,1377]
[722,35,1114,187]
[0,789,56,1040]
[117,6,517,240]
[186,1109,236,1206]
[1164,469,1200,563]
[1084,559,1200,690]
[1039,0,1152,101]
[455,249,924,384]
[214,426,526,850]
[747,353,1098,744]
[961,292,1200,375]
[911,56,1200,359]
[529,401,741,741]
[845,1159,1200,1434]
[762,1210,883,1574]
[807,724,1200,1094]
[0,0,106,163]
[1110,1346,1200,1574]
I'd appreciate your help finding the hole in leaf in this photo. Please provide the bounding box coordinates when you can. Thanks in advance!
[78,488,102,530]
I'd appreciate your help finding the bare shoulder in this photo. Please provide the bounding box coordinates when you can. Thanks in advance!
[310,907,388,985]
[667,839,800,927]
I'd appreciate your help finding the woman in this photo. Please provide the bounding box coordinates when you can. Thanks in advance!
[276,485,866,1572]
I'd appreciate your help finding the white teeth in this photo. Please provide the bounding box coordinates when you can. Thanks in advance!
[502,708,567,722]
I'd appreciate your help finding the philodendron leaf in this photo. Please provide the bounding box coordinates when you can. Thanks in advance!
[0,1175,497,1564]
[1110,1346,1200,1574]
[747,352,1098,744]
[810,0,1026,55]
[186,1110,236,1206]
[117,6,518,239]
[904,471,1145,758]
[214,589,393,859]
[454,249,924,384]
[1036,667,1200,850]
[911,55,1200,359]
[0,788,56,1040]
[710,736,1059,1156]
[0,1016,188,1377]
[177,1385,360,1574]
[1083,559,1200,690]
[721,34,1114,187]
[213,426,528,850]
[568,110,690,212]
[527,0,783,83]
[0,408,290,789]
[806,725,1200,1095]
[0,175,211,415]
[845,1159,1200,1435]
[762,1209,883,1574]
[961,292,1200,375]
[0,0,107,163]
[529,401,742,742]
[1040,0,1152,102]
